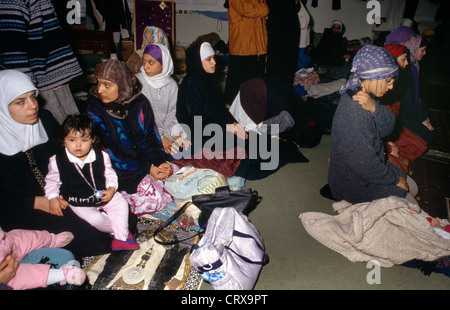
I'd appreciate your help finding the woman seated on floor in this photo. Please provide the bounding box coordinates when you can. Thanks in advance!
[381,43,413,175]
[176,42,309,180]
[0,70,117,258]
[136,43,191,159]
[86,59,175,216]
[229,74,322,149]
[383,27,435,164]
[312,20,351,67]
[327,45,418,204]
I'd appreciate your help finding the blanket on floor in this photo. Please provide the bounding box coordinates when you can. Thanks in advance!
[299,196,450,267]
[82,216,202,290]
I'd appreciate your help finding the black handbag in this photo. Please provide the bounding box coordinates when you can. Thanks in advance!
[153,186,260,245]
[192,186,260,227]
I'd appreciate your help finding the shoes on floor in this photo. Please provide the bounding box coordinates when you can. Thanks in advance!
[111,233,140,251]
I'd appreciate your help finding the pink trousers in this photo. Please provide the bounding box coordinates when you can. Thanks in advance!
[69,192,129,241]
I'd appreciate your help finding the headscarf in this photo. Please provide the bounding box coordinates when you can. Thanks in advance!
[384,26,416,45]
[340,45,399,95]
[384,43,407,59]
[0,70,48,156]
[403,34,423,70]
[239,78,267,124]
[384,27,426,109]
[90,59,140,104]
[185,42,214,77]
[331,20,343,33]
[200,42,215,61]
[139,43,174,89]
[143,44,163,66]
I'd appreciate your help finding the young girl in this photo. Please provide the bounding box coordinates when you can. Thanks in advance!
[44,114,139,251]
[136,43,190,157]
[0,226,86,290]
[328,45,418,204]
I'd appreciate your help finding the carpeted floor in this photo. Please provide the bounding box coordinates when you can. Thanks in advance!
[412,151,450,220]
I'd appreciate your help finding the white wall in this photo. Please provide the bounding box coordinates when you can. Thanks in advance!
[75,0,417,46]
[174,0,226,12]
[173,0,407,42]
[304,0,405,40]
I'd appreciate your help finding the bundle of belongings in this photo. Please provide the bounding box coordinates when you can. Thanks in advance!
[299,196,450,270]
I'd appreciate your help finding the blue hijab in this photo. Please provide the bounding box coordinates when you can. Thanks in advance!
[340,45,399,95]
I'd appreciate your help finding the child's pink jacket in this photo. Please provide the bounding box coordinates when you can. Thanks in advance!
[0,228,53,290]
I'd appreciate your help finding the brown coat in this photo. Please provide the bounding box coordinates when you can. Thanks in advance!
[228,0,269,56]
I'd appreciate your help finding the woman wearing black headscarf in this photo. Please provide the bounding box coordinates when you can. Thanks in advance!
[176,42,244,148]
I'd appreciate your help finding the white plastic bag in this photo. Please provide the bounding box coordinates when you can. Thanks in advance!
[189,208,269,290]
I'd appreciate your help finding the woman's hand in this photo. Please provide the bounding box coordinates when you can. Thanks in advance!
[226,122,248,140]
[161,136,174,154]
[387,142,399,157]
[49,197,66,217]
[150,163,173,180]
[396,176,409,191]
[0,255,19,285]
[170,137,191,155]
[422,118,434,131]
[352,87,375,113]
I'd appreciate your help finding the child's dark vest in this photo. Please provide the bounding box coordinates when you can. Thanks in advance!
[55,149,107,207]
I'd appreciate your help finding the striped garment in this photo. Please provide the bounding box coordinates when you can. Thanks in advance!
[0,0,82,91]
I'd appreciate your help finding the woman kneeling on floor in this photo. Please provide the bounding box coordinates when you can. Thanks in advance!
[327,45,418,204]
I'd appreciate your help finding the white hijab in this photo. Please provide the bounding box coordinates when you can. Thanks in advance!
[0,70,48,156]
[139,43,174,89]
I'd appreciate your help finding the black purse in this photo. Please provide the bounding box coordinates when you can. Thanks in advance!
[192,186,260,227]
[152,186,260,245]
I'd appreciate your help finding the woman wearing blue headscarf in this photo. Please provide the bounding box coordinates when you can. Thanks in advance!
[327,45,418,204]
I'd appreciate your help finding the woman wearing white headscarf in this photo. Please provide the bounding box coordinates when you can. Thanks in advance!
[327,45,418,204]
[0,70,115,258]
[136,43,190,157]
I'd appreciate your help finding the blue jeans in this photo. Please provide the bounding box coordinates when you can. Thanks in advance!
[21,248,76,269]
[21,248,86,290]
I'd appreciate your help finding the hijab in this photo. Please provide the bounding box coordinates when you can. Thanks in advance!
[139,43,174,89]
[331,20,343,33]
[90,59,141,118]
[239,78,267,124]
[340,45,399,95]
[384,43,408,59]
[185,42,214,78]
[0,70,48,156]
[384,27,416,45]
[90,59,140,104]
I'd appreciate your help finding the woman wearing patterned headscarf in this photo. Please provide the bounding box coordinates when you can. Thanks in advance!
[383,28,434,166]
[86,59,176,216]
[327,45,418,204]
